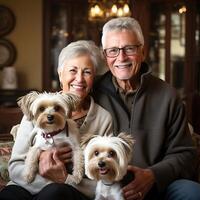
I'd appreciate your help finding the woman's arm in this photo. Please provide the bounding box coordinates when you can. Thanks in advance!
[38,145,72,182]
[8,116,34,183]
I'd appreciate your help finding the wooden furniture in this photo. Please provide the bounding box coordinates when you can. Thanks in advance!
[0,89,33,137]
[42,0,200,134]
[145,0,200,133]
[0,106,23,136]
[43,0,89,91]
[0,133,13,141]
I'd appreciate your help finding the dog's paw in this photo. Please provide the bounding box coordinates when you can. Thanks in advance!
[65,174,82,185]
[23,172,35,183]
[73,175,82,184]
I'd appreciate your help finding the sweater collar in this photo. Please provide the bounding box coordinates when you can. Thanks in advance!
[79,96,96,129]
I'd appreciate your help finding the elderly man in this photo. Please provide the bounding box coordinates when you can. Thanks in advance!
[93,17,200,200]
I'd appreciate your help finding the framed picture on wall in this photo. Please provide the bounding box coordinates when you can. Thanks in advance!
[0,5,16,36]
[0,39,16,68]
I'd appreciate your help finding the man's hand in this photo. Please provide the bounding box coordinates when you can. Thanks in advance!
[122,166,155,200]
[38,145,72,183]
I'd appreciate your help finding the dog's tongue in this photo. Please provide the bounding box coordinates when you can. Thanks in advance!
[99,168,108,175]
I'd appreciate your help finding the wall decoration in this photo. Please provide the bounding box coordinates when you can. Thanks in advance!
[0,39,16,69]
[0,5,16,37]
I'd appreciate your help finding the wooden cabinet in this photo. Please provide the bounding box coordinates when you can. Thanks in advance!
[0,106,22,135]
[0,89,32,136]
[146,0,200,133]
[43,0,92,91]
[43,0,132,91]
[42,0,200,133]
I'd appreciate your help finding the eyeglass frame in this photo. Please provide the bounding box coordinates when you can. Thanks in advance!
[103,44,142,58]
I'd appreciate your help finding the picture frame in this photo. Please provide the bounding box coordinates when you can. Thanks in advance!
[0,39,17,69]
[0,5,16,37]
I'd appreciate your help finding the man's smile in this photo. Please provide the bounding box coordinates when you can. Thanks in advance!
[114,62,132,69]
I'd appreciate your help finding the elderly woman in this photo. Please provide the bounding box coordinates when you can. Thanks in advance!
[0,40,113,200]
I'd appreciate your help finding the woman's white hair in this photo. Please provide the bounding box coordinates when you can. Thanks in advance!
[101,17,144,48]
[58,40,106,75]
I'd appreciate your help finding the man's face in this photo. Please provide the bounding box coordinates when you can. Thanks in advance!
[103,30,145,81]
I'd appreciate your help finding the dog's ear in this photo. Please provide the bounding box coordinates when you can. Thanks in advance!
[80,133,97,150]
[17,91,39,120]
[61,93,81,115]
[118,132,135,157]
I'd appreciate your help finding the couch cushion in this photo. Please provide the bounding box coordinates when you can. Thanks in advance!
[0,141,14,189]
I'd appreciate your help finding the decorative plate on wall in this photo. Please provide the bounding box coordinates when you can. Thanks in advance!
[0,5,16,36]
[0,39,17,68]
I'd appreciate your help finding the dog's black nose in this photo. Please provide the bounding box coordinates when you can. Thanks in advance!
[47,114,54,122]
[98,161,106,168]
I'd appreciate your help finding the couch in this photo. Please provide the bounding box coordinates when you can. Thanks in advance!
[0,135,14,190]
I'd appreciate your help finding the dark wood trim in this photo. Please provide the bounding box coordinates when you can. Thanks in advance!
[165,2,171,84]
[185,2,196,122]
[132,0,150,57]
[0,134,13,141]
[42,0,51,91]
[42,0,89,91]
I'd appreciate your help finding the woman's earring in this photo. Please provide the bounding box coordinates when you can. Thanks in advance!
[60,83,63,89]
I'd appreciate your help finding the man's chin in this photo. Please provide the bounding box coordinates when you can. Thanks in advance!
[111,69,132,80]
[115,74,131,80]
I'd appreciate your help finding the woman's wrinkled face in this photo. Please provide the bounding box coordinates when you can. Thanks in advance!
[103,30,145,81]
[59,55,95,100]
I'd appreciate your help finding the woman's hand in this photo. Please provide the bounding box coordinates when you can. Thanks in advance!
[122,166,155,200]
[38,145,72,183]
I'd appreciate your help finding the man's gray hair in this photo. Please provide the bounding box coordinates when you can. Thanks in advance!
[58,40,106,75]
[101,17,144,47]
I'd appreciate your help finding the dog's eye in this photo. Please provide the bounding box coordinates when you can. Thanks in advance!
[94,151,99,156]
[39,106,45,112]
[54,105,60,111]
[108,150,115,158]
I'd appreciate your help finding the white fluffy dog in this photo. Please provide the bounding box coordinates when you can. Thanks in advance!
[81,133,134,200]
[17,91,84,185]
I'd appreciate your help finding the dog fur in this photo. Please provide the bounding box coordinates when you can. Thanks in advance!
[81,133,134,200]
[17,91,84,185]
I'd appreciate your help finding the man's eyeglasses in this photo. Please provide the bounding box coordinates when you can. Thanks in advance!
[104,44,142,58]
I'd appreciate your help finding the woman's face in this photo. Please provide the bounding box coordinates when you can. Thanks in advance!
[59,55,95,100]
